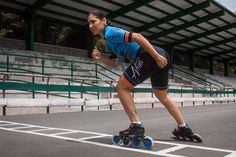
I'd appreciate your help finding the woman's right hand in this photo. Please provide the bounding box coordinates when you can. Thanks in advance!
[92,47,101,61]
[156,55,168,69]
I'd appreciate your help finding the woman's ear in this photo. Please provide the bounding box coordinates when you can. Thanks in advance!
[102,17,107,25]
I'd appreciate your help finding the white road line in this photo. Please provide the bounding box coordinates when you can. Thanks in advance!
[80,139,167,156]
[0,125,183,157]
[11,126,34,130]
[155,145,186,155]
[0,120,236,157]
[224,152,236,157]
[156,141,236,153]
[78,135,108,141]
[51,131,79,136]
[30,128,55,132]
[0,123,18,127]
[162,154,187,157]
[0,120,110,136]
[81,140,187,157]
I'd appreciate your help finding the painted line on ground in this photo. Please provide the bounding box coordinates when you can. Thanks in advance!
[11,126,34,130]
[51,131,80,136]
[0,123,18,127]
[155,145,186,155]
[0,120,236,157]
[156,141,236,153]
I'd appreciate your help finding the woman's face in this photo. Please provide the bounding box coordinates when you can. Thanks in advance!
[87,14,106,35]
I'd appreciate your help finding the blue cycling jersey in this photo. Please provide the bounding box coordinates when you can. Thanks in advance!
[103,25,141,61]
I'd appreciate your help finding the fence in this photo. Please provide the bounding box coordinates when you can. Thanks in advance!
[0,72,235,116]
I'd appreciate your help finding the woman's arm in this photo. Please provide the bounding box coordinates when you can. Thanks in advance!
[131,33,168,69]
[92,47,118,68]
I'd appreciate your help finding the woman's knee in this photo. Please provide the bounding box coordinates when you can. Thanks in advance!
[116,79,133,92]
[154,90,169,102]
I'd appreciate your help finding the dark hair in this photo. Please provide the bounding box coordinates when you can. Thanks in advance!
[88,10,106,20]
[88,10,112,25]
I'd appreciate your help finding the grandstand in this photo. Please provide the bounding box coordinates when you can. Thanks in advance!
[0,0,235,116]
[1,1,236,157]
[0,44,235,116]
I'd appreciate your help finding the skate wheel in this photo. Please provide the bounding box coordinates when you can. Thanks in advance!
[187,136,194,141]
[172,131,178,137]
[112,135,121,145]
[132,137,141,148]
[123,138,131,146]
[143,136,154,149]
[192,133,203,143]
[181,135,187,140]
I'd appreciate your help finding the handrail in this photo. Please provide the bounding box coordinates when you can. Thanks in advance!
[174,65,225,86]
[173,67,209,84]
[172,70,209,86]
[1,72,235,90]
[1,80,235,95]
[0,50,232,89]
[0,51,94,65]
[97,63,120,77]
[0,50,121,83]
[173,65,224,87]
[1,62,95,72]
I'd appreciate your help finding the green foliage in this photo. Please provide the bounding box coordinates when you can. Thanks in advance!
[0,12,25,38]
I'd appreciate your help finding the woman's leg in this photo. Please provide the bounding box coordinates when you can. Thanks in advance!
[117,52,154,123]
[153,89,185,125]
[116,77,140,123]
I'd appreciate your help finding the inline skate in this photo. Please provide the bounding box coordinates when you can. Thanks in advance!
[112,123,154,149]
[172,125,203,143]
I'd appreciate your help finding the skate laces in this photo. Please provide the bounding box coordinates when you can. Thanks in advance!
[174,125,191,133]
[129,123,138,131]
[178,125,192,135]
[119,123,137,134]
[174,127,180,133]
[130,123,143,129]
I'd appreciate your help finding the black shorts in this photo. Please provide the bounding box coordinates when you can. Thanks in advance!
[121,46,170,90]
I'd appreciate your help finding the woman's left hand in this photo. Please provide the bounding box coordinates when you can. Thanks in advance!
[156,55,168,69]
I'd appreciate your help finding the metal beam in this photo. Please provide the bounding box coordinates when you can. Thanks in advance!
[215,56,236,64]
[133,0,210,32]
[208,57,214,74]
[107,0,155,20]
[172,21,236,46]
[25,12,36,51]
[210,0,236,18]
[192,36,236,53]
[150,10,224,40]
[221,55,236,61]
[23,0,53,14]
[0,4,23,15]
[210,49,236,58]
[36,15,83,27]
[39,8,87,23]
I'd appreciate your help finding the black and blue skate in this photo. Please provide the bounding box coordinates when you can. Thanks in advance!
[112,123,154,149]
[172,125,203,143]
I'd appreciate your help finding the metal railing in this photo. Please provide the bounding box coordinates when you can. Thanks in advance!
[0,72,235,115]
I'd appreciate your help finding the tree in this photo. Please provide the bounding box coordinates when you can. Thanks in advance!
[0,11,25,39]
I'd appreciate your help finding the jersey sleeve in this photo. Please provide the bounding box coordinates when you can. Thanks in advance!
[106,27,132,43]
[124,31,133,43]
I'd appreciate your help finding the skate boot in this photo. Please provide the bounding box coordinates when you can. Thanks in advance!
[119,123,145,139]
[172,125,203,143]
[112,123,154,149]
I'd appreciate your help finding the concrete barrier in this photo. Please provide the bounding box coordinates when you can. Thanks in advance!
[0,96,235,115]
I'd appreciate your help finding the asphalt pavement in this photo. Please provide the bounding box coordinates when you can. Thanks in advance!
[1,103,236,157]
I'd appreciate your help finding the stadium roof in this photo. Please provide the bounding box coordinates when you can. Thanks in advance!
[0,0,236,64]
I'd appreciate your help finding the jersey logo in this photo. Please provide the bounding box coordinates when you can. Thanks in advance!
[131,57,143,80]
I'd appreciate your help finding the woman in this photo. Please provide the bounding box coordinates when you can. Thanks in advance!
[87,11,202,142]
